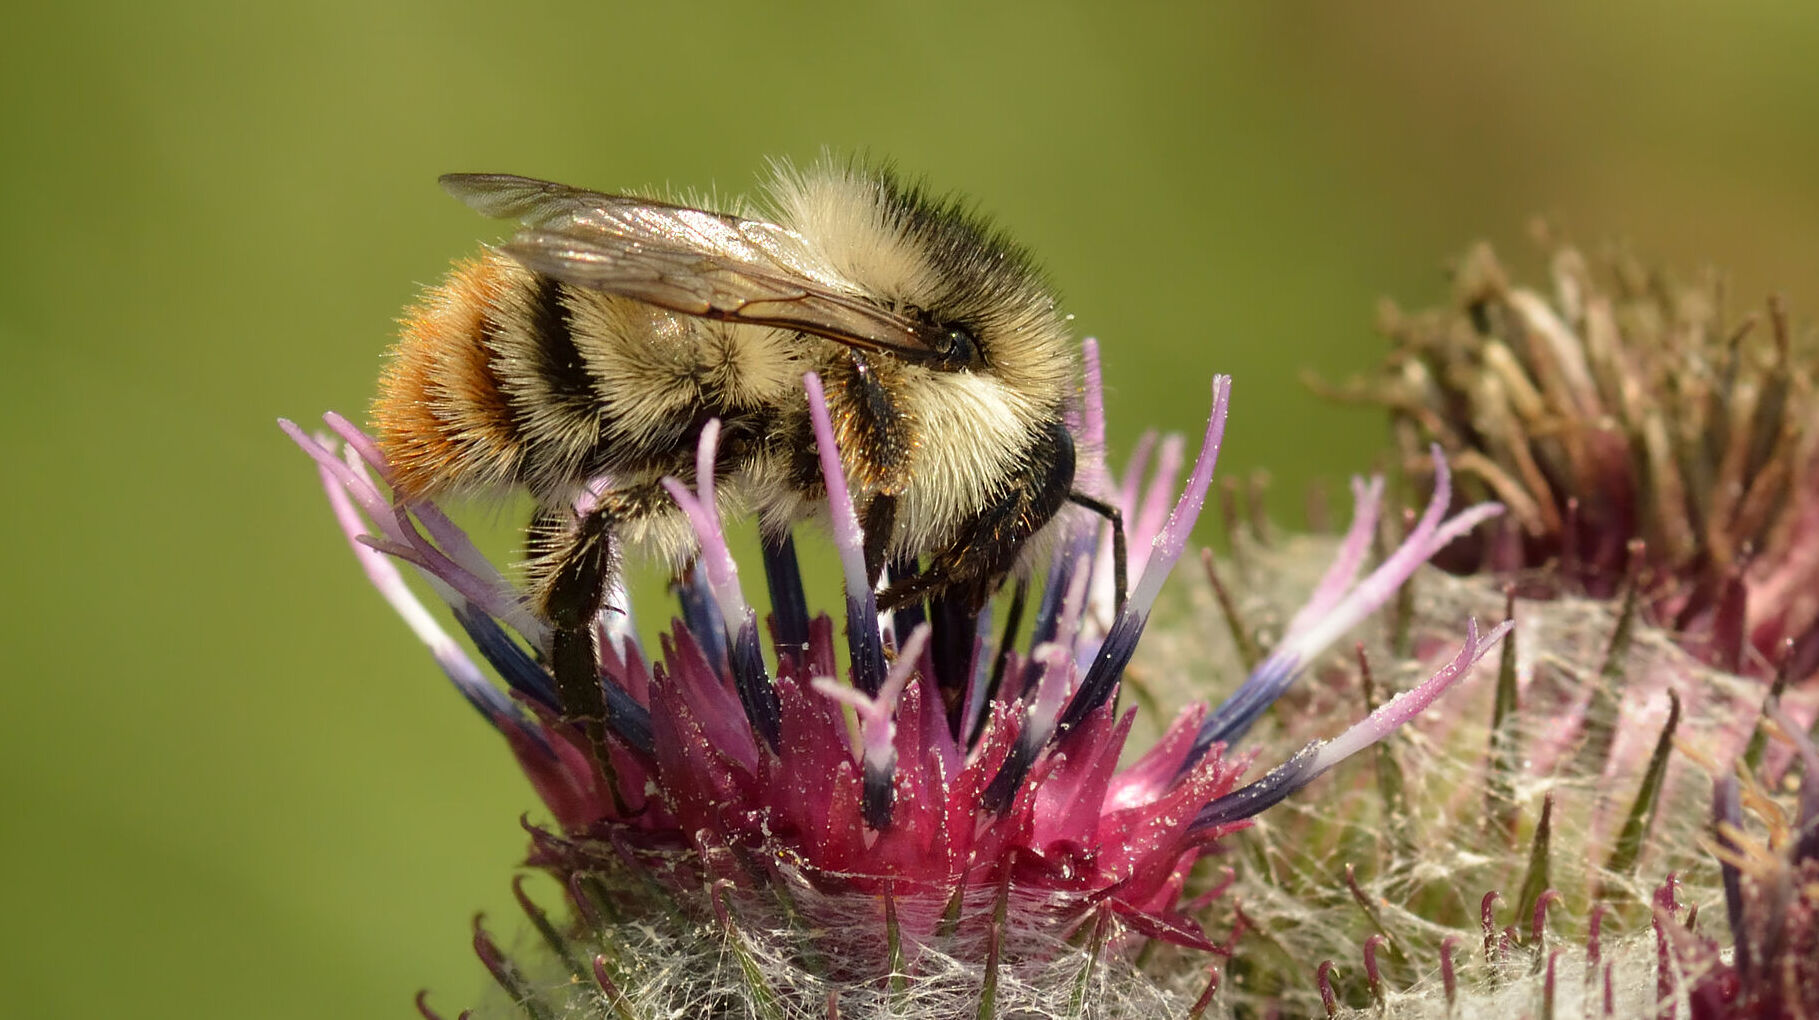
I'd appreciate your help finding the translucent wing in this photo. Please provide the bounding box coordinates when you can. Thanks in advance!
[440,173,946,361]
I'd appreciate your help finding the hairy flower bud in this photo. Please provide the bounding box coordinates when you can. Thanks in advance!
[1213,242,1819,1017]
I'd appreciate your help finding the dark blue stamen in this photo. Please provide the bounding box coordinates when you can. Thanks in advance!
[1186,654,1301,768]
[1055,606,1148,736]
[981,724,1042,814]
[761,531,811,659]
[444,678,548,754]
[983,564,1106,806]
[414,621,549,756]
[450,602,654,755]
[601,685,654,757]
[862,758,895,830]
[453,601,558,710]
[1029,552,1072,651]
[1190,743,1322,832]
[674,564,727,673]
[729,617,781,749]
[847,588,887,698]
[958,604,994,751]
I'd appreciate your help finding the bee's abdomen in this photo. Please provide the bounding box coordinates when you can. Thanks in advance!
[375,251,806,503]
[374,253,531,498]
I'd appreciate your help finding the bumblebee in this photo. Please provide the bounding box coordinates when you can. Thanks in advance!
[375,159,1121,721]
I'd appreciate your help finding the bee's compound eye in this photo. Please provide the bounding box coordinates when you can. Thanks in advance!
[940,324,982,369]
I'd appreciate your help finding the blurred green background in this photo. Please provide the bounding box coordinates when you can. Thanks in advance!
[5,2,1817,1017]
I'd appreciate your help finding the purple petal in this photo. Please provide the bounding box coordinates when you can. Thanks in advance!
[1057,375,1232,735]
[661,420,780,747]
[1196,449,1502,750]
[803,372,886,696]
[1283,475,1384,633]
[660,420,751,635]
[298,437,532,738]
[1193,618,1509,830]
[1128,435,1186,583]
[283,418,543,642]
[1309,618,1513,766]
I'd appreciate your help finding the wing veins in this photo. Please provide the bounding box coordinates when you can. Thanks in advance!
[442,173,943,361]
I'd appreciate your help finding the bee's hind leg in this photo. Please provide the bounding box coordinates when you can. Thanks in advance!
[528,503,619,742]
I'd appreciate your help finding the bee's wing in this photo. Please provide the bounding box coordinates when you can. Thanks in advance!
[440,173,946,361]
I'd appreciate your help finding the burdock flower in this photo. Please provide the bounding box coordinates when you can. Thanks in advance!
[1366,241,1819,684]
[285,340,1507,1017]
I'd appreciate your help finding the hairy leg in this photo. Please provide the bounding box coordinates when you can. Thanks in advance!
[527,484,670,740]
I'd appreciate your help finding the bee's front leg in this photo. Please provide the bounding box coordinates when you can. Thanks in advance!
[879,421,1078,614]
[1065,490,1128,616]
[877,423,1075,733]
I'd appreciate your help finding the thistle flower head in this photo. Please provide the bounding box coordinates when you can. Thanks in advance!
[285,341,1506,1017]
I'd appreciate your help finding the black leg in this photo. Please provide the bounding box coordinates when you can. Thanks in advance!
[877,566,942,612]
[861,493,898,591]
[885,551,927,650]
[1067,491,1128,616]
[533,507,616,741]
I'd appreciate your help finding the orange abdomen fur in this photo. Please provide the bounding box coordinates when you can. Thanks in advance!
[373,254,526,499]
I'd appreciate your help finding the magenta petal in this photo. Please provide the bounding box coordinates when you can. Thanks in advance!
[1031,704,1134,850]
[872,685,952,871]
[497,719,600,833]
[768,676,866,862]
[659,627,758,773]
[1104,703,1211,811]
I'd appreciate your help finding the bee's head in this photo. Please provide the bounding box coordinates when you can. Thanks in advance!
[767,158,1075,411]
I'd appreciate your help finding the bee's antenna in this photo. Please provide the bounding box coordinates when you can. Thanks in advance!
[1068,491,1128,616]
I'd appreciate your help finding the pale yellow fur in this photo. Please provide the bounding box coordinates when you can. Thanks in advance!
[382,158,1079,588]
